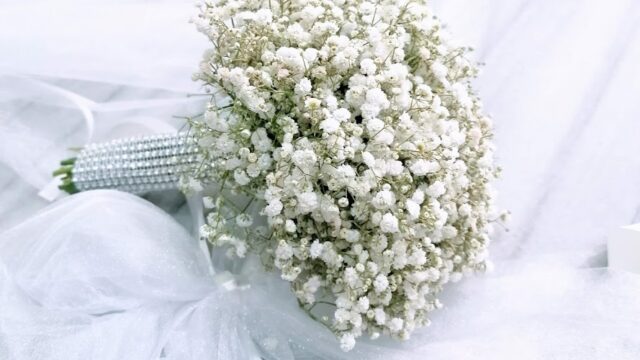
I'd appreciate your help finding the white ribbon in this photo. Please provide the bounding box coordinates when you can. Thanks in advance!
[0,75,202,201]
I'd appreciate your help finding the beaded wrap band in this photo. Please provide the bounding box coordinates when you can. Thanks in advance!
[54,133,199,194]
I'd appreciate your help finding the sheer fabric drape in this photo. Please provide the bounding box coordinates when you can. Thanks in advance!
[1,0,640,358]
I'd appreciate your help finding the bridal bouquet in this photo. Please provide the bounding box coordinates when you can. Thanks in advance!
[58,0,499,351]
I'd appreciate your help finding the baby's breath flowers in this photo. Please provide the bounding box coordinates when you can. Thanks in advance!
[188,0,500,351]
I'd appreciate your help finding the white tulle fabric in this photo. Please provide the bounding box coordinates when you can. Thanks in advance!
[0,191,403,359]
[1,191,639,359]
[2,0,640,358]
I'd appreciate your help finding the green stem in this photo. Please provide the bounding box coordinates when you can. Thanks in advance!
[59,178,79,194]
[53,158,78,194]
[52,165,74,177]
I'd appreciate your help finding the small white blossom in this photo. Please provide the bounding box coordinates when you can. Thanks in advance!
[264,198,283,217]
[300,275,323,303]
[295,78,313,95]
[355,296,370,313]
[340,333,356,352]
[344,267,359,287]
[458,203,472,217]
[427,181,447,198]
[372,188,396,210]
[409,159,441,176]
[388,318,404,333]
[385,160,404,176]
[373,274,389,293]
[320,118,341,133]
[408,248,427,266]
[309,240,323,259]
[292,149,317,172]
[365,88,389,109]
[303,48,318,63]
[281,266,301,281]
[431,61,449,83]
[276,47,305,73]
[253,9,273,24]
[380,213,400,233]
[333,108,351,122]
[360,58,377,75]
[342,229,360,243]
[203,196,215,209]
[442,225,458,239]
[297,192,319,214]
[365,117,385,133]
[412,189,425,205]
[234,169,251,185]
[285,219,297,233]
[305,97,322,110]
[406,200,421,220]
[275,240,293,260]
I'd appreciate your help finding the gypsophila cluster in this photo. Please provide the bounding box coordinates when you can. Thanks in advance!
[187,0,500,351]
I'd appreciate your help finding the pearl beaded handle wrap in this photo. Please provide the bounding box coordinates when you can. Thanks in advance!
[54,133,199,194]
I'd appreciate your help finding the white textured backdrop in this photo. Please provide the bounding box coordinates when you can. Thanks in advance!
[1,0,639,358]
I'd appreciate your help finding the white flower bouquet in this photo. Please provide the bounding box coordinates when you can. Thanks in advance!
[56,0,501,351]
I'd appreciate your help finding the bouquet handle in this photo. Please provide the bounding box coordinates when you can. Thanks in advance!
[54,133,199,195]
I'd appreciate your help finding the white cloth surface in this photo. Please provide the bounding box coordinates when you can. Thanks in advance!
[1,0,640,358]
[2,191,639,360]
